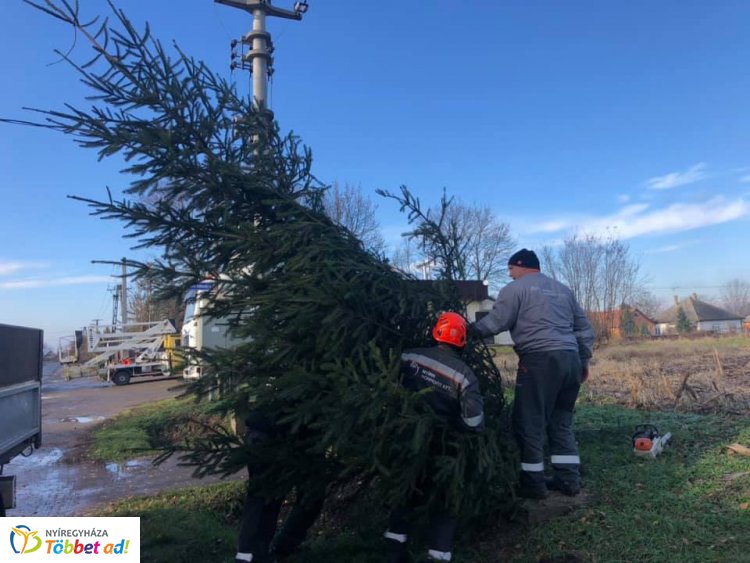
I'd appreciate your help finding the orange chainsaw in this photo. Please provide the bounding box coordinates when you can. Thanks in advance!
[632,424,671,458]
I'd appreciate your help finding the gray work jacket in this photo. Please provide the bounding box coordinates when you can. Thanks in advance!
[473,272,595,363]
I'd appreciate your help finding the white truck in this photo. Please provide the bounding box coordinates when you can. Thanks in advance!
[83,319,180,385]
[0,323,43,515]
[181,281,247,379]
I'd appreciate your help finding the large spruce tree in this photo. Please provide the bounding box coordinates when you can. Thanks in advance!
[8,0,517,519]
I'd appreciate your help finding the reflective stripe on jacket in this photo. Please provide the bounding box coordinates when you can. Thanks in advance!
[401,345,485,432]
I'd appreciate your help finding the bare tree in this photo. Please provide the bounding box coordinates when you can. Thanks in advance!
[447,203,515,287]
[542,233,646,334]
[389,237,420,276]
[390,194,514,290]
[323,182,385,255]
[129,277,183,329]
[721,279,750,317]
[630,289,665,320]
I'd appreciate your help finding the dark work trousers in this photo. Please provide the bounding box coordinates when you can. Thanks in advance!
[513,350,582,489]
[236,427,326,562]
[384,474,457,561]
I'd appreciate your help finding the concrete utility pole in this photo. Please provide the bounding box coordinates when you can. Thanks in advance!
[215,0,309,118]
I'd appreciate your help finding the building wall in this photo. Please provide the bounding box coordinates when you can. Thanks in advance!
[655,323,673,336]
[655,320,742,335]
[695,320,742,333]
[467,299,514,346]
[630,310,656,336]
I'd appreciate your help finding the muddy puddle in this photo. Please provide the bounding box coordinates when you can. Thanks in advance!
[4,363,240,517]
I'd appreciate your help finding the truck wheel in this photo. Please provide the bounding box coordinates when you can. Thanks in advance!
[112,370,131,386]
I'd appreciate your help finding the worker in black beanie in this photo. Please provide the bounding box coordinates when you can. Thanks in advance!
[507,248,540,270]
[469,248,594,499]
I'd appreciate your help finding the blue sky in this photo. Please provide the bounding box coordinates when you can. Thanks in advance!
[2,0,749,345]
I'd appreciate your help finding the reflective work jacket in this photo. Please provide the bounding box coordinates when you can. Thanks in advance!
[400,345,485,432]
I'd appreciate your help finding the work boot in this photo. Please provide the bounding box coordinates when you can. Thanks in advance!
[546,477,581,497]
[385,539,408,563]
[386,552,408,563]
[235,554,272,563]
[270,542,310,562]
[517,484,549,500]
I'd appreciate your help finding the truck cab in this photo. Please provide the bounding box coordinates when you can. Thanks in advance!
[181,281,248,379]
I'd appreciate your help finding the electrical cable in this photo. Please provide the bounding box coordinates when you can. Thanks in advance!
[212,2,235,42]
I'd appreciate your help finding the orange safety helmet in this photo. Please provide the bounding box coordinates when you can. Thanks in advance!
[432,312,467,348]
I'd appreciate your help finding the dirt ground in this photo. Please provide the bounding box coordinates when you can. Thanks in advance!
[494,339,750,414]
[589,344,750,414]
[3,363,240,517]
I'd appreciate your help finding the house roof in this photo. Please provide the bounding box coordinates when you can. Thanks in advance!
[589,306,656,329]
[454,280,491,301]
[657,296,743,323]
[414,279,490,302]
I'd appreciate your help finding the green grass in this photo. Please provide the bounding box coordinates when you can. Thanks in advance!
[484,405,750,563]
[89,398,220,462]
[92,403,750,563]
[97,481,246,563]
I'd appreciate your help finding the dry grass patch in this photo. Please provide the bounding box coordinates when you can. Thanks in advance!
[493,336,750,414]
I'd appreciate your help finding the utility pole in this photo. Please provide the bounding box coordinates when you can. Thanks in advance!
[216,0,310,118]
[120,257,128,328]
[92,258,129,328]
[112,285,120,326]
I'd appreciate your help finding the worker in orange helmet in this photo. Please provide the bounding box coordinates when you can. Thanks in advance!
[384,311,485,563]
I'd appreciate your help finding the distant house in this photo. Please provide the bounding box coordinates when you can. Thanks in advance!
[590,306,656,338]
[655,294,743,335]
[464,283,514,346]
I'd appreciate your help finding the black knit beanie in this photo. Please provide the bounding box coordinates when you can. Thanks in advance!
[508,248,540,270]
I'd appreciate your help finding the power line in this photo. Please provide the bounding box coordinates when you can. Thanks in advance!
[647,285,726,290]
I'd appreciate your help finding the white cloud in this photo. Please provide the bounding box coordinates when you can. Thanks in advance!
[618,203,650,217]
[527,196,749,240]
[0,275,112,290]
[534,219,574,233]
[597,197,748,239]
[739,175,750,184]
[0,261,46,276]
[645,244,683,254]
[617,194,631,203]
[647,163,707,190]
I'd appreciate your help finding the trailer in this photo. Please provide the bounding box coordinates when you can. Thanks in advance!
[0,323,43,516]
[83,319,179,385]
